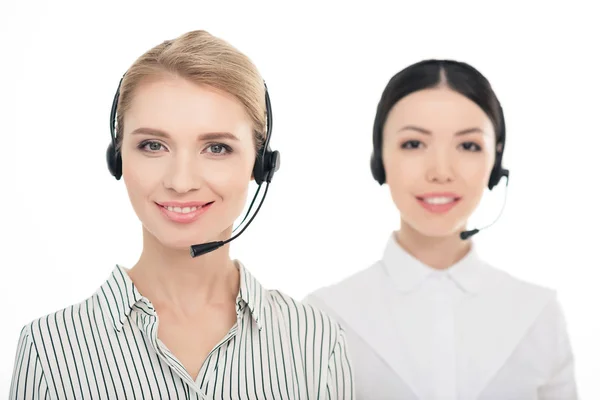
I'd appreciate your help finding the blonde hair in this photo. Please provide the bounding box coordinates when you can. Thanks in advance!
[115,30,266,152]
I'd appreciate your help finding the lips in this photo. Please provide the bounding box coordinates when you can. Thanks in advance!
[155,201,214,223]
[160,204,206,214]
[419,196,458,205]
[416,193,461,214]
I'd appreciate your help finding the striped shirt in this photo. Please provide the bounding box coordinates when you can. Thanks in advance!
[9,262,354,399]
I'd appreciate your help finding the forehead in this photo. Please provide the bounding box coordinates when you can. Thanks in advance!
[124,75,253,139]
[385,87,494,133]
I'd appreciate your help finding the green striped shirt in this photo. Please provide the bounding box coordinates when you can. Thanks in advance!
[9,263,354,399]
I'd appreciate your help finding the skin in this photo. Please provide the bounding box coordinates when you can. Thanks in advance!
[120,73,258,380]
[381,85,497,269]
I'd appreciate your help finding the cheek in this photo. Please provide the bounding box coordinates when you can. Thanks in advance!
[206,170,249,199]
[455,154,495,189]
[383,150,423,192]
[121,151,160,199]
[383,154,424,215]
[203,159,250,184]
[206,165,252,226]
[203,156,254,202]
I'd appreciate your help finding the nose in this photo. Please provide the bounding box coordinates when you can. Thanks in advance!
[163,152,202,193]
[425,148,454,184]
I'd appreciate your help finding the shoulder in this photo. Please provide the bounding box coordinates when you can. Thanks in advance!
[18,295,99,355]
[467,258,572,347]
[480,258,558,302]
[312,261,384,297]
[303,261,385,317]
[485,262,575,360]
[265,288,346,351]
[488,261,568,327]
[260,289,355,393]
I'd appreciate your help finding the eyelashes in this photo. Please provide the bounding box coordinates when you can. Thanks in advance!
[400,140,482,152]
[204,143,233,155]
[137,140,234,156]
[400,140,423,150]
[459,142,482,152]
[138,140,166,152]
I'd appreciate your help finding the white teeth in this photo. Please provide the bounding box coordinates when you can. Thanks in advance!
[165,206,198,213]
[423,197,456,205]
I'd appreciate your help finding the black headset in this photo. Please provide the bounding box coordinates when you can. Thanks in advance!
[106,75,281,186]
[370,105,508,190]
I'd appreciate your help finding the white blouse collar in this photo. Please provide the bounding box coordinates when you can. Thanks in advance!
[381,233,490,295]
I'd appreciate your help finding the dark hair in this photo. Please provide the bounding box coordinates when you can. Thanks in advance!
[370,59,506,190]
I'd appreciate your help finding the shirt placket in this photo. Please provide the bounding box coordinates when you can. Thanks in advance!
[196,298,251,398]
[430,274,458,399]
[134,299,199,391]
[194,325,239,397]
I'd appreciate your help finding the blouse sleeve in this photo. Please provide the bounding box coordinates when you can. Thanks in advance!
[325,328,355,400]
[9,325,49,400]
[537,298,579,400]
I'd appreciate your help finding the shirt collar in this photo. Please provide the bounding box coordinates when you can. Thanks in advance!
[96,261,269,333]
[236,260,268,331]
[96,265,146,333]
[382,233,488,294]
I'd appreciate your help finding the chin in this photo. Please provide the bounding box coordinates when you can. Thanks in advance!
[404,217,467,239]
[142,223,220,252]
[152,233,202,250]
[166,237,202,249]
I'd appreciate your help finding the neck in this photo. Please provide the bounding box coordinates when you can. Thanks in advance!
[128,228,240,313]
[395,220,472,270]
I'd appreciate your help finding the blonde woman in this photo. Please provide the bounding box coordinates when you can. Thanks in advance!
[10,30,354,399]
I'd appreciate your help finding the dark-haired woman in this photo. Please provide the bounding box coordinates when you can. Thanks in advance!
[305,60,578,399]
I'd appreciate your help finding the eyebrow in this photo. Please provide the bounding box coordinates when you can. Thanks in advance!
[397,125,483,136]
[130,127,239,141]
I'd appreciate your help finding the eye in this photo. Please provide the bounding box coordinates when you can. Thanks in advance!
[400,140,424,150]
[205,143,233,155]
[138,140,166,152]
[460,142,482,152]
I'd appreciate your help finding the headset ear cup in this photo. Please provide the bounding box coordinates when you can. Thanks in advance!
[370,152,386,185]
[106,143,122,180]
[487,167,500,190]
[253,151,265,186]
[488,148,505,190]
[253,149,280,186]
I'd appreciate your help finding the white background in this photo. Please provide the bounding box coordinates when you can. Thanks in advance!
[1,0,598,397]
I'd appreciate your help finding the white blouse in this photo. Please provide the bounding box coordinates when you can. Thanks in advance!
[304,234,578,399]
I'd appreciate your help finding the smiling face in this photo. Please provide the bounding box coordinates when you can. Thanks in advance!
[120,74,257,250]
[381,86,497,238]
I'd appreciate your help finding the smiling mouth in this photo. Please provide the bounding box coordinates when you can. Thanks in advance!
[415,195,462,214]
[155,201,215,223]
[158,203,214,214]
[416,196,460,205]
